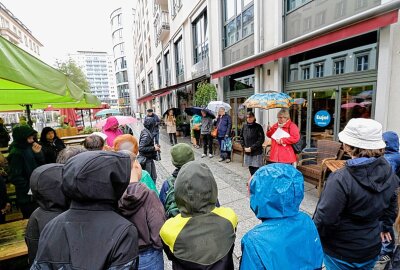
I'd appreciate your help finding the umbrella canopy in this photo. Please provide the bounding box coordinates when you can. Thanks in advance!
[185,107,215,119]
[162,108,181,118]
[95,116,137,129]
[207,101,231,112]
[95,108,121,117]
[244,92,293,110]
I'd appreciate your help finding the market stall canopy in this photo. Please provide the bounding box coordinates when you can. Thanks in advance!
[0,36,100,110]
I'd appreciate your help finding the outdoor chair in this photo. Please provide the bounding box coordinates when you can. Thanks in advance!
[231,136,244,166]
[297,140,343,196]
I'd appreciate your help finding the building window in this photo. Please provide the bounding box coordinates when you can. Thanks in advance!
[148,71,154,91]
[223,0,254,47]
[333,59,345,75]
[302,66,310,80]
[157,61,162,87]
[192,11,208,64]
[164,51,171,86]
[356,54,369,71]
[287,0,309,12]
[141,79,146,95]
[314,63,324,78]
[172,0,182,18]
[175,38,184,79]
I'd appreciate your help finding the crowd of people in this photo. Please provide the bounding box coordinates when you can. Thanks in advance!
[0,108,399,270]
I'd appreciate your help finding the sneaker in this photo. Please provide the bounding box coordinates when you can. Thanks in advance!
[218,158,225,162]
[208,154,213,158]
[201,154,206,158]
[375,255,390,270]
[225,159,231,163]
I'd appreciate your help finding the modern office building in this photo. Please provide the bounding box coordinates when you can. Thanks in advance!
[110,6,137,115]
[0,2,42,58]
[209,0,400,146]
[133,0,211,117]
[69,51,118,107]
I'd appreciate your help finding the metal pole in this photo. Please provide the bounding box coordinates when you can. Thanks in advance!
[89,109,92,128]
[25,104,33,127]
[80,109,85,127]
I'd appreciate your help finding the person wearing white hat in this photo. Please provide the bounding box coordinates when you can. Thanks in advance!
[313,118,399,270]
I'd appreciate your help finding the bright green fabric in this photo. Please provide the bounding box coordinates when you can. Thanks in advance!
[0,36,100,110]
[140,170,159,195]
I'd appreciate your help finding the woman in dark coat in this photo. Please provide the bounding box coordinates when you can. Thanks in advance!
[0,117,10,147]
[139,117,160,182]
[40,127,66,164]
[240,112,265,176]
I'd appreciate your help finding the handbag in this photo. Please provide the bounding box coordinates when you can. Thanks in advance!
[137,155,147,168]
[289,123,306,154]
[221,137,232,152]
[211,117,222,138]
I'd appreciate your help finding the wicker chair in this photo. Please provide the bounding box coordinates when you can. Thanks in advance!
[297,140,343,196]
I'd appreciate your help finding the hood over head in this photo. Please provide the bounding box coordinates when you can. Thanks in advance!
[30,163,69,211]
[118,182,149,216]
[12,125,37,145]
[143,117,155,133]
[250,163,304,220]
[40,127,57,143]
[174,161,217,217]
[383,131,399,154]
[170,143,194,168]
[62,151,131,207]
[103,116,119,131]
[347,157,394,193]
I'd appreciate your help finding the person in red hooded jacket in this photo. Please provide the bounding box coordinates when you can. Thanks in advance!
[266,108,300,164]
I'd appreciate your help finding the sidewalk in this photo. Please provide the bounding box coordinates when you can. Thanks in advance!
[132,125,319,268]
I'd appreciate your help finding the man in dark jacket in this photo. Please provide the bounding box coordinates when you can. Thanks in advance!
[31,151,139,270]
[160,161,238,269]
[25,164,69,265]
[8,125,45,218]
[139,117,160,182]
[313,118,398,269]
[147,109,160,145]
[240,112,265,175]
[215,107,232,163]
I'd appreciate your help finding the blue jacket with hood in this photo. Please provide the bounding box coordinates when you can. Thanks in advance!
[241,163,323,270]
[383,131,400,174]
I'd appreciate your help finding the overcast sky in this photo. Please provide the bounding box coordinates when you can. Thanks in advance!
[1,0,131,66]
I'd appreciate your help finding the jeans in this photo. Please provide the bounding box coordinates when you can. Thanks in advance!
[324,254,378,270]
[202,134,213,155]
[168,133,177,145]
[218,137,231,159]
[138,248,164,270]
[153,132,159,145]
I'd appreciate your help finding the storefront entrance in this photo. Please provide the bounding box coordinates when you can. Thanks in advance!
[288,83,375,147]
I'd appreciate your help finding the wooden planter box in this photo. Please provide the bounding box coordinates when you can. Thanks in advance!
[56,127,78,138]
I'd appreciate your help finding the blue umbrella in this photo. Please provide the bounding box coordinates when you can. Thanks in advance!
[185,107,215,119]
[95,108,121,117]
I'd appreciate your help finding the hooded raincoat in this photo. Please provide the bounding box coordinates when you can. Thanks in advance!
[103,116,123,146]
[160,161,238,269]
[313,157,398,263]
[383,131,400,174]
[7,125,45,206]
[32,151,139,270]
[241,163,323,270]
[25,164,69,265]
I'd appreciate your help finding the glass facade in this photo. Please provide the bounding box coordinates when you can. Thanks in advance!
[223,0,254,47]
[192,11,208,64]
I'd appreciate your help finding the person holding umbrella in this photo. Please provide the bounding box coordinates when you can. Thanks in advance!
[201,109,214,158]
[164,109,178,146]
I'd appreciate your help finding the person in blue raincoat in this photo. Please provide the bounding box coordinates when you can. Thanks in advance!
[240,163,323,270]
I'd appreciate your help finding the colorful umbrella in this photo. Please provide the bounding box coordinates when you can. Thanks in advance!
[341,102,365,109]
[95,116,137,129]
[243,92,293,110]
[207,101,231,112]
[95,108,121,117]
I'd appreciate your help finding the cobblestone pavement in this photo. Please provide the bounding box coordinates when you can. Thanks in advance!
[131,124,319,269]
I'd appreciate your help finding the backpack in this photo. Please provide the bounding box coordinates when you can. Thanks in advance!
[164,176,180,218]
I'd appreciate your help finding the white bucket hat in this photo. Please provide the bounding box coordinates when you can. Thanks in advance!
[338,118,386,150]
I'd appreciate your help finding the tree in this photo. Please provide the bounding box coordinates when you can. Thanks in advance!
[55,59,90,93]
[194,82,217,106]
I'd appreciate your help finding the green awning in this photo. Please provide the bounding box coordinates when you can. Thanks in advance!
[0,35,100,108]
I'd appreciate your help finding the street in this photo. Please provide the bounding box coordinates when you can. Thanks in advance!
[132,124,320,268]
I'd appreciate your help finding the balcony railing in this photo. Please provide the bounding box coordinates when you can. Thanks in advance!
[154,11,170,42]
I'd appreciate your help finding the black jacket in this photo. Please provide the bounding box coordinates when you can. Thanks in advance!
[39,127,66,164]
[313,157,399,263]
[25,164,69,265]
[139,118,157,160]
[32,151,139,270]
[240,122,265,156]
[0,124,10,147]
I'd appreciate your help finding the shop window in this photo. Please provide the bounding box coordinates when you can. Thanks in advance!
[356,54,369,71]
[302,66,310,80]
[314,63,324,78]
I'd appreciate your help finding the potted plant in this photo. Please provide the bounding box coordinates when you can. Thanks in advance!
[194,82,217,106]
